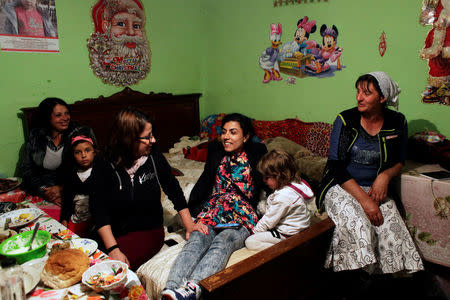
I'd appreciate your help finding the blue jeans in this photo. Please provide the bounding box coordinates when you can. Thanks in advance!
[166,226,249,289]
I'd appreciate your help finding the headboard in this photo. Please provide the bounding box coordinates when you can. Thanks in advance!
[20,88,202,152]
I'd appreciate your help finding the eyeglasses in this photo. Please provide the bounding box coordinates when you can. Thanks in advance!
[139,133,155,141]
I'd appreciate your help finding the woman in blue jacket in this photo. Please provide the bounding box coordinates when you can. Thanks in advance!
[317,72,423,275]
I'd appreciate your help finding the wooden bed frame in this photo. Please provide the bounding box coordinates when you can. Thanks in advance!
[20,88,335,298]
[20,87,202,152]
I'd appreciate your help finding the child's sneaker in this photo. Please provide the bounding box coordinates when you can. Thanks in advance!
[161,282,201,300]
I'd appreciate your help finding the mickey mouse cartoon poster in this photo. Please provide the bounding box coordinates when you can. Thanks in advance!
[259,16,344,83]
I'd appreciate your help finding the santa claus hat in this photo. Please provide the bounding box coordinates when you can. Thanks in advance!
[92,0,145,33]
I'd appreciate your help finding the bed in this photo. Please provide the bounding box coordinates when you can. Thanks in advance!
[20,89,335,299]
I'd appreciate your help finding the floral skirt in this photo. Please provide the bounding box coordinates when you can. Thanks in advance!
[324,185,424,274]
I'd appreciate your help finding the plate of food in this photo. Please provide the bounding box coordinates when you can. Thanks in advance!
[0,208,41,228]
[82,260,128,292]
[71,238,98,256]
[0,177,21,194]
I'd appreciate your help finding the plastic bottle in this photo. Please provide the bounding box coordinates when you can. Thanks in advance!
[0,257,25,300]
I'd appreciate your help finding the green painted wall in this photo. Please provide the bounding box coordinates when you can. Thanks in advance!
[0,0,448,177]
[0,0,207,176]
[201,0,449,139]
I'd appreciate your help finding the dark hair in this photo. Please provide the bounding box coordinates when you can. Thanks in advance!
[221,113,255,141]
[355,74,384,98]
[32,97,71,130]
[106,107,152,168]
[257,149,301,189]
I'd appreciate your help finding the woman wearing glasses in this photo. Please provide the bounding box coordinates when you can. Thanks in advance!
[91,107,195,270]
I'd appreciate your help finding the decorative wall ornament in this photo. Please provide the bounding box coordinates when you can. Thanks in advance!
[273,0,328,7]
[379,31,386,57]
[87,0,151,87]
[419,0,450,105]
[259,16,344,83]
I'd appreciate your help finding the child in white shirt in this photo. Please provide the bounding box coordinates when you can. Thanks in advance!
[245,149,314,251]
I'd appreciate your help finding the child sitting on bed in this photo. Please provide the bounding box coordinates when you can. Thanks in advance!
[60,135,99,237]
[245,149,314,251]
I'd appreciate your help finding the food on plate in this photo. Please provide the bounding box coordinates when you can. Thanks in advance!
[0,178,19,192]
[86,267,125,288]
[19,213,31,220]
[48,241,71,256]
[41,248,90,289]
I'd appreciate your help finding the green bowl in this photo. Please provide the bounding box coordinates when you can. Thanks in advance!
[0,230,51,264]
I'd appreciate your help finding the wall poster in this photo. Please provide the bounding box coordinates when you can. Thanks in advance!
[0,0,58,53]
[259,16,344,84]
[88,0,151,87]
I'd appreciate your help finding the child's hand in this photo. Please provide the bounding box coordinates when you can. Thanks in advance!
[61,220,68,227]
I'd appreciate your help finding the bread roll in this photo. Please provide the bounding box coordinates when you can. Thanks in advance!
[41,248,90,289]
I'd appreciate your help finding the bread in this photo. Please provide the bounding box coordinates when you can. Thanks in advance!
[41,248,90,289]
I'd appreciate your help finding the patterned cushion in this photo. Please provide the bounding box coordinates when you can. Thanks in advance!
[253,119,311,146]
[199,113,226,140]
[304,122,332,158]
[253,119,331,157]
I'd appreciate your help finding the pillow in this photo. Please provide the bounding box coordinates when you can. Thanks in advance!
[199,114,226,140]
[304,122,332,158]
[295,155,327,183]
[265,136,311,157]
[253,119,312,146]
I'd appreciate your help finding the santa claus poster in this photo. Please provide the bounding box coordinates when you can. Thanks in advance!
[88,0,151,86]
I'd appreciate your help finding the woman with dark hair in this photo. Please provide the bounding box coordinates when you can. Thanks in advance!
[91,107,195,270]
[22,97,95,205]
[162,113,267,300]
[317,72,423,278]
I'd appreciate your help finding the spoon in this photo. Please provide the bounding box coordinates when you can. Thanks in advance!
[27,222,40,251]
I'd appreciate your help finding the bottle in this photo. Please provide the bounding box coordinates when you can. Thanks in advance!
[0,257,25,300]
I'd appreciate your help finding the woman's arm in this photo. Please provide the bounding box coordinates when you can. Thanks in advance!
[97,225,130,266]
[341,179,383,226]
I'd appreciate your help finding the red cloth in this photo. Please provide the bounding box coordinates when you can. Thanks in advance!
[183,141,209,162]
[116,227,164,271]
[252,118,332,157]
[67,219,93,238]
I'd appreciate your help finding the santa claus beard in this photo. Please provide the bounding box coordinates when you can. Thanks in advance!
[87,30,151,86]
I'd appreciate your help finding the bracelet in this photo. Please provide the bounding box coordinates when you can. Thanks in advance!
[106,244,119,254]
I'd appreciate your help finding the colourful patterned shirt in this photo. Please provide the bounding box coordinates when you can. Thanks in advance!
[196,151,258,232]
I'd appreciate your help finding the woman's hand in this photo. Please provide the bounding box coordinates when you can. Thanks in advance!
[178,208,196,240]
[191,223,209,237]
[342,179,384,226]
[360,197,384,226]
[108,248,130,267]
[368,173,390,205]
[43,185,63,205]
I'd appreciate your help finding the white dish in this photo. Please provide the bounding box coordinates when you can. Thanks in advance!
[0,208,41,228]
[22,257,46,293]
[82,260,128,292]
[71,238,98,256]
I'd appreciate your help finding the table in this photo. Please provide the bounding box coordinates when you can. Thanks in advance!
[0,202,149,300]
[396,161,450,267]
